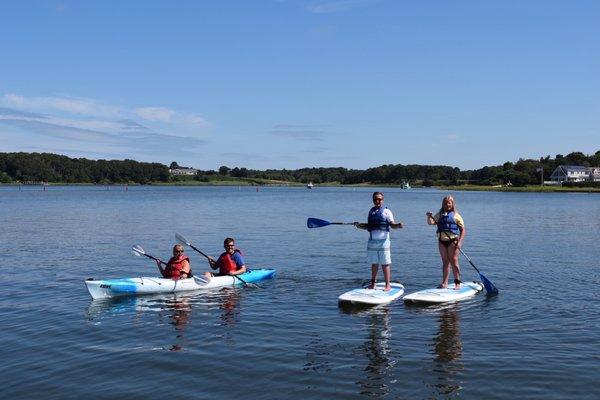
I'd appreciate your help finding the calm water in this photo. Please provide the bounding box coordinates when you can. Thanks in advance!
[0,186,598,399]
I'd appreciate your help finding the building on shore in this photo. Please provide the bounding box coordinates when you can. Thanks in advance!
[549,165,600,183]
[169,167,198,176]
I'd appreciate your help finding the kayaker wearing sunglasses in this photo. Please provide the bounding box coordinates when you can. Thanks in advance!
[203,237,246,279]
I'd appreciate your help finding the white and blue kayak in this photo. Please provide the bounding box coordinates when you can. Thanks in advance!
[338,282,405,305]
[85,269,276,300]
[403,281,483,304]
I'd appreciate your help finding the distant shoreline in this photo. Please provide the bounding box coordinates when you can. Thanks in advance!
[2,181,599,192]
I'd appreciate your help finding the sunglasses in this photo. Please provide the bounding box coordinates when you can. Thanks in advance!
[225,244,235,248]
[373,198,383,201]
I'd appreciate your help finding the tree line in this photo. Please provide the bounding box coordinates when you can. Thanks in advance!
[195,150,600,186]
[1,150,599,186]
[0,152,169,184]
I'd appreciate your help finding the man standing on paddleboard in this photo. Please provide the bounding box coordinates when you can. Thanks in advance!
[354,192,403,291]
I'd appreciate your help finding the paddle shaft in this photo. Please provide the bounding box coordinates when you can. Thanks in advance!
[457,247,481,274]
[186,242,211,260]
[139,252,168,266]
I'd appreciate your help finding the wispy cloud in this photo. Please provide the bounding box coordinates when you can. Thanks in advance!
[307,0,376,14]
[2,93,120,118]
[0,93,210,161]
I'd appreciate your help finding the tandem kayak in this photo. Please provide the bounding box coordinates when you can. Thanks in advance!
[85,268,276,300]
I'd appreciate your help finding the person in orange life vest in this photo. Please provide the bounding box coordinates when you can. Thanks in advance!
[203,237,246,279]
[426,195,466,289]
[155,244,192,280]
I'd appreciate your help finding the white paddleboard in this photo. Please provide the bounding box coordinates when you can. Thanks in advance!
[403,281,483,304]
[338,282,405,305]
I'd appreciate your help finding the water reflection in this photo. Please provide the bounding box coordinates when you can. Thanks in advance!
[217,288,241,327]
[163,296,192,351]
[340,305,395,397]
[429,305,464,397]
[85,294,194,351]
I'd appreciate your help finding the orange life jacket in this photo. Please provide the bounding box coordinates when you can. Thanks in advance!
[217,251,241,275]
[165,255,190,280]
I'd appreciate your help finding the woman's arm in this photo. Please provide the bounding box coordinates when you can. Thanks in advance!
[426,212,437,225]
[156,259,167,278]
[455,226,466,248]
[180,259,192,278]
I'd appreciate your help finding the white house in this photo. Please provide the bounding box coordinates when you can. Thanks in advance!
[589,167,600,182]
[549,165,593,183]
[169,167,198,176]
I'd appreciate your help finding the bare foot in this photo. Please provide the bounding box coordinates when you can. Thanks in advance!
[384,285,392,292]
[437,284,448,289]
[454,284,461,290]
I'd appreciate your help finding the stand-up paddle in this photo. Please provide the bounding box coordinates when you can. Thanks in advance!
[307,217,355,229]
[175,232,256,288]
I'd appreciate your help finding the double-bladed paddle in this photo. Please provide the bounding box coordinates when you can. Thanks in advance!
[307,217,355,229]
[132,244,168,265]
[175,232,256,288]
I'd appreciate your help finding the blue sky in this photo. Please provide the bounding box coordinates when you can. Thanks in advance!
[1,0,598,170]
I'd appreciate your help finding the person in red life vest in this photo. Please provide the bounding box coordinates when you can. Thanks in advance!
[203,237,246,279]
[426,195,466,289]
[156,244,192,280]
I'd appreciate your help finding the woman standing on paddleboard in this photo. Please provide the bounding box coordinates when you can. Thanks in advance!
[426,195,466,289]
[354,192,403,291]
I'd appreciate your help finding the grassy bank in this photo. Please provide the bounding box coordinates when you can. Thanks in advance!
[437,184,600,193]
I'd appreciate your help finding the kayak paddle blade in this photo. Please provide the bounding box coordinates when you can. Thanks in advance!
[132,245,145,256]
[175,232,191,246]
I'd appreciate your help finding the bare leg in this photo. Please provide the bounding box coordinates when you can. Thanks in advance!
[438,242,451,288]
[382,265,391,291]
[450,244,461,289]
[368,264,378,289]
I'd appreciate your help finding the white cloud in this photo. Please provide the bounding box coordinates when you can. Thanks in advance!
[135,107,175,122]
[2,93,120,117]
[0,92,211,162]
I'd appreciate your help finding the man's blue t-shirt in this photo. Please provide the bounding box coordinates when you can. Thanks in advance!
[231,251,245,269]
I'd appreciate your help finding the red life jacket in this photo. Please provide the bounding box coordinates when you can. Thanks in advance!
[217,251,241,275]
[164,255,190,280]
